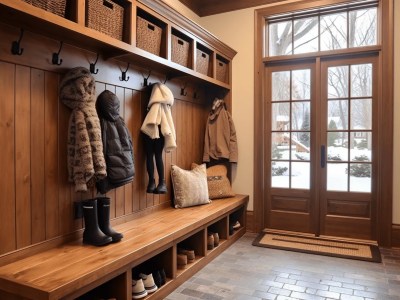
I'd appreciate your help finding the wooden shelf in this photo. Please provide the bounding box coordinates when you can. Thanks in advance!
[0,0,235,90]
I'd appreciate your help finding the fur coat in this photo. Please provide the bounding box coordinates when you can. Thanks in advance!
[60,67,107,192]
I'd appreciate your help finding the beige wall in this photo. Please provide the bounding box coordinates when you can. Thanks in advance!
[166,1,400,220]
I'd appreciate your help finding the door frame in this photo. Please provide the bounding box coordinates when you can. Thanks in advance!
[253,0,394,246]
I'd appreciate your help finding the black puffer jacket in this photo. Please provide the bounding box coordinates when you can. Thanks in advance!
[96,90,135,194]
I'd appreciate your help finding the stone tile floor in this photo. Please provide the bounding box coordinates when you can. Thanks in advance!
[166,233,400,300]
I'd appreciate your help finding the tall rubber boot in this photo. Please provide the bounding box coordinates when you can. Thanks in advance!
[97,197,123,242]
[82,199,112,246]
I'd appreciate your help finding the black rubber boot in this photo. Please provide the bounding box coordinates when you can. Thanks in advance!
[97,197,123,243]
[155,179,167,194]
[82,199,112,246]
[146,178,156,193]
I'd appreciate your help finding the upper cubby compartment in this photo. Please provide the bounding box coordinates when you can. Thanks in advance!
[85,0,131,44]
[136,7,167,59]
[216,54,230,84]
[171,28,193,70]
[196,43,213,78]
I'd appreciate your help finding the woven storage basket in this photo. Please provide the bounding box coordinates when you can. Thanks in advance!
[196,49,210,76]
[171,35,190,68]
[22,0,66,17]
[216,60,229,83]
[136,16,162,56]
[86,0,124,41]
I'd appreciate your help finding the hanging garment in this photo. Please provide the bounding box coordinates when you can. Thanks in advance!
[140,83,177,152]
[95,90,135,194]
[60,67,107,192]
[203,98,238,163]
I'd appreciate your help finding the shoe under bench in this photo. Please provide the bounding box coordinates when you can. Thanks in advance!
[0,194,249,300]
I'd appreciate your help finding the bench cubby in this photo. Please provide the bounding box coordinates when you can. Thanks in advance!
[0,196,248,300]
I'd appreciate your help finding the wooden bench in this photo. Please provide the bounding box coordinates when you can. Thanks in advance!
[0,195,248,300]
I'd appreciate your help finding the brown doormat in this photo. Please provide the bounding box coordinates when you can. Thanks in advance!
[253,232,381,263]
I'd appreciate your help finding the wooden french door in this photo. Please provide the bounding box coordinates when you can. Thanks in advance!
[265,54,378,241]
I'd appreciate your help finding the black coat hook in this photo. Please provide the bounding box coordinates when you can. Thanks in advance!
[52,41,63,65]
[119,63,130,81]
[163,75,169,84]
[180,82,187,96]
[11,28,24,55]
[142,70,151,86]
[89,53,99,74]
[193,89,197,99]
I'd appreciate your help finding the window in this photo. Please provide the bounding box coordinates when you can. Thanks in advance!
[267,2,377,56]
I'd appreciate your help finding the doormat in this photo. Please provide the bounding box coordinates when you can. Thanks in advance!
[252,232,381,263]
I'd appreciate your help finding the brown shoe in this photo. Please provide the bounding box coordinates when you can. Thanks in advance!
[178,248,195,262]
[177,253,187,269]
[207,233,214,250]
[213,232,219,247]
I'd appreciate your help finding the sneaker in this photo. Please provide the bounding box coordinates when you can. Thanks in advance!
[232,221,241,229]
[213,232,219,247]
[178,248,195,262]
[207,233,214,250]
[132,279,148,299]
[139,273,158,293]
[177,253,187,269]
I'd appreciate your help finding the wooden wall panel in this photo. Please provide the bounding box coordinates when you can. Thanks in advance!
[30,69,46,244]
[44,72,60,239]
[0,62,16,254]
[0,23,213,259]
[15,65,32,249]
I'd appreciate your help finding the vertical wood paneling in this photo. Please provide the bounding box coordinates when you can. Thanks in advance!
[30,69,46,244]
[124,89,133,214]
[0,62,16,254]
[115,86,126,217]
[58,75,73,235]
[44,72,59,239]
[0,59,209,256]
[15,65,32,249]
[131,90,142,213]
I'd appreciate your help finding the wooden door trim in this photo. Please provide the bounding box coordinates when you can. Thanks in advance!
[254,0,394,246]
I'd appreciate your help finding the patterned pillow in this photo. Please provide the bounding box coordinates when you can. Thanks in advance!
[171,164,211,208]
[192,163,235,199]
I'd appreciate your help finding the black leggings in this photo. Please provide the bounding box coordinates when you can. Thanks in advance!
[144,134,164,181]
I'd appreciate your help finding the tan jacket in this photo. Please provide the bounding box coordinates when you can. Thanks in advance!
[203,100,238,163]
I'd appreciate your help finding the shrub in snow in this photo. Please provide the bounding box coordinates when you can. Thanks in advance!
[346,155,371,177]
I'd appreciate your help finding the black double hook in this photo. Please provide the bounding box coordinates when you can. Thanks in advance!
[11,28,24,55]
[89,53,99,74]
[180,82,187,96]
[52,41,63,65]
[119,63,130,81]
[142,70,151,86]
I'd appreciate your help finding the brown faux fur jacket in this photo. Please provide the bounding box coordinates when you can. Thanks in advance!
[60,67,106,192]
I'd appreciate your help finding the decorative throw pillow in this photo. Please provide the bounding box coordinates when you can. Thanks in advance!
[191,163,235,199]
[171,164,211,208]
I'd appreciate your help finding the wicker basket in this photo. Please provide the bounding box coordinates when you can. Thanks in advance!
[196,49,210,76]
[171,35,190,68]
[136,16,162,56]
[216,60,229,83]
[86,0,124,41]
[22,0,66,17]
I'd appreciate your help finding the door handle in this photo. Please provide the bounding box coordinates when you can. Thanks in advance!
[321,145,326,168]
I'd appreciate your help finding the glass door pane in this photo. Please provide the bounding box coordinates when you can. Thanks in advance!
[271,69,311,190]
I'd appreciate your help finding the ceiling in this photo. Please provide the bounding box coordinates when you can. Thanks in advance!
[178,0,284,17]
